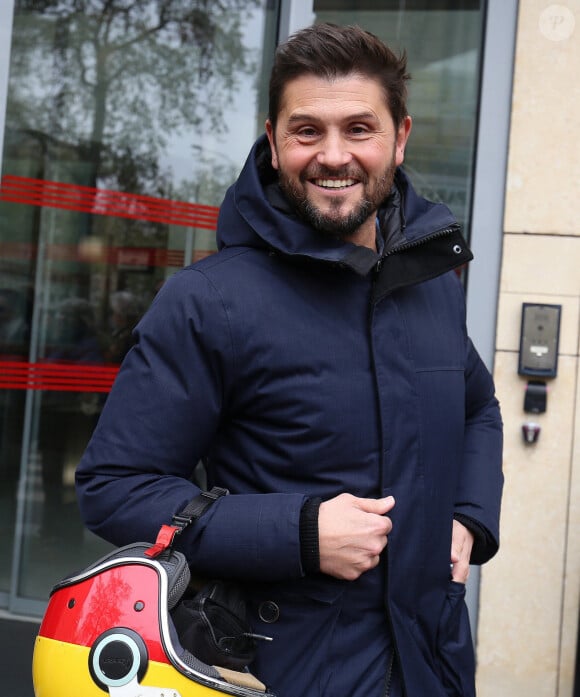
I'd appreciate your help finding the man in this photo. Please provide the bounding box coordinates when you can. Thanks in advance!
[76,23,503,697]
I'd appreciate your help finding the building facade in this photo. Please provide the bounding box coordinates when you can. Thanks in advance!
[476,2,580,695]
[0,1,578,696]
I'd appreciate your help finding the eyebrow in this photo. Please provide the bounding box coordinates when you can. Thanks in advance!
[286,111,380,125]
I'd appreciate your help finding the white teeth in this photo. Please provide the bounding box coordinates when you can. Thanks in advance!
[314,178,356,189]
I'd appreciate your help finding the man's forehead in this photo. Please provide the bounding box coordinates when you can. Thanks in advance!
[277,72,390,118]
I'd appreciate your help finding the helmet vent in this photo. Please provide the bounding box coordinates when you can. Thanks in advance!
[89,628,148,690]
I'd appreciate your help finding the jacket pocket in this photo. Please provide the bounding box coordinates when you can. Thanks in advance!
[244,577,346,697]
[436,581,476,697]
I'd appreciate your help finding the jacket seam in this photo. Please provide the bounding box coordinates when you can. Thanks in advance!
[188,267,238,404]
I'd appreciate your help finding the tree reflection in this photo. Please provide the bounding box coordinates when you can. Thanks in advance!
[77,569,133,638]
[8,0,260,195]
[4,0,262,329]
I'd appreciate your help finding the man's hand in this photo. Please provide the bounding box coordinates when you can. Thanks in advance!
[318,493,395,580]
[450,519,474,583]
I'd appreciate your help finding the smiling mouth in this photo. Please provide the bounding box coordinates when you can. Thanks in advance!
[311,178,358,189]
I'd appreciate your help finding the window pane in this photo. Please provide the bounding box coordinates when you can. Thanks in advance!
[0,0,278,604]
[313,0,485,233]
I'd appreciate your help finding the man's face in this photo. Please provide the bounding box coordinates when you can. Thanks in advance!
[266,73,412,247]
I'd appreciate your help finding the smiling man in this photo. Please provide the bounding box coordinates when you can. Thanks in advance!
[266,72,411,248]
[76,23,503,697]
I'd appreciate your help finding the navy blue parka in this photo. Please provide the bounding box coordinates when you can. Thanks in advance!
[76,135,503,697]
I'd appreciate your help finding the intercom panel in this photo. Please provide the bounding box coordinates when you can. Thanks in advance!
[518,303,561,377]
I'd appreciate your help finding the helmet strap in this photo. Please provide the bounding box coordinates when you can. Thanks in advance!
[145,487,229,558]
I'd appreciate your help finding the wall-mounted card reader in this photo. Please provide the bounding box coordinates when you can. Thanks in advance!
[518,303,562,378]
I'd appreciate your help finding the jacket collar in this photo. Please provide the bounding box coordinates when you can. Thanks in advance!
[218,135,471,279]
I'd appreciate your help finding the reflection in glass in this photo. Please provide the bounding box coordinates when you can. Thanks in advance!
[0,0,278,605]
[0,288,30,594]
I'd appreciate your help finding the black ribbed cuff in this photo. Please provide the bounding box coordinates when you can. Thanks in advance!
[299,497,321,575]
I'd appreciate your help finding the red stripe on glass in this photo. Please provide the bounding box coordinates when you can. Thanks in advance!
[0,361,119,392]
[0,175,219,230]
[0,241,220,268]
[0,241,213,268]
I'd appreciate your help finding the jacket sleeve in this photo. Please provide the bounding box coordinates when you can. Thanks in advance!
[75,267,307,581]
[454,337,504,564]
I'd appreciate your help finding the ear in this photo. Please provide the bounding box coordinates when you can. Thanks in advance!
[395,116,412,167]
[265,119,279,170]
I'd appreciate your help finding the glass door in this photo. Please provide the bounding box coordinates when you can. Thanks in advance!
[0,0,278,615]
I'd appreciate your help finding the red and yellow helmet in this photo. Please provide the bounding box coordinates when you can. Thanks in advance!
[32,543,272,697]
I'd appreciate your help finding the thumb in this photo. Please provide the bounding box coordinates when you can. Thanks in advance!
[356,495,395,515]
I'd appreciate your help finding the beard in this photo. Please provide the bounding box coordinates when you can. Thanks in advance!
[276,153,397,241]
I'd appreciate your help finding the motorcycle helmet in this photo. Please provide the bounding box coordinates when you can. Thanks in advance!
[32,542,273,697]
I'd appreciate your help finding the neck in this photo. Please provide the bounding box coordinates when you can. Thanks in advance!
[345,217,378,252]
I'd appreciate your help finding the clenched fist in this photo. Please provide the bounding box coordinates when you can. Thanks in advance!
[318,493,395,580]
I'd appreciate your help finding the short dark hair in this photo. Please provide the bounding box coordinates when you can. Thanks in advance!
[268,23,410,132]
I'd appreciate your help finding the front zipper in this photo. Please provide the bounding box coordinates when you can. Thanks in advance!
[383,651,395,697]
[382,550,406,697]
[372,223,470,304]
[368,299,406,697]
[383,224,460,259]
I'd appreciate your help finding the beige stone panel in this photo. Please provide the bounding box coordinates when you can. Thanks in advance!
[476,351,577,697]
[504,0,580,235]
[558,363,580,697]
[499,234,580,297]
[496,291,579,355]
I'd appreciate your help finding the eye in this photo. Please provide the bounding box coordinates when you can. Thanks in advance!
[349,124,370,136]
[296,126,319,138]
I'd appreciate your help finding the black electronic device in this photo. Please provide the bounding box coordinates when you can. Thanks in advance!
[518,303,562,378]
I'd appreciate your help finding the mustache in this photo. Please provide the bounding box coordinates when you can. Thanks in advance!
[300,165,366,181]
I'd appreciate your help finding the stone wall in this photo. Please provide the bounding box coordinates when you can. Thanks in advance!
[476,2,580,695]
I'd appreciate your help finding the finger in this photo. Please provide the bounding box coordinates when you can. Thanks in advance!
[451,559,470,584]
[450,542,463,563]
[451,521,474,566]
[357,495,395,515]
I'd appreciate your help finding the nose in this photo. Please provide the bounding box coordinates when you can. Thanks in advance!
[316,132,352,169]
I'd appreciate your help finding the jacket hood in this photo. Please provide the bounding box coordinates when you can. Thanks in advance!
[216,134,459,275]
